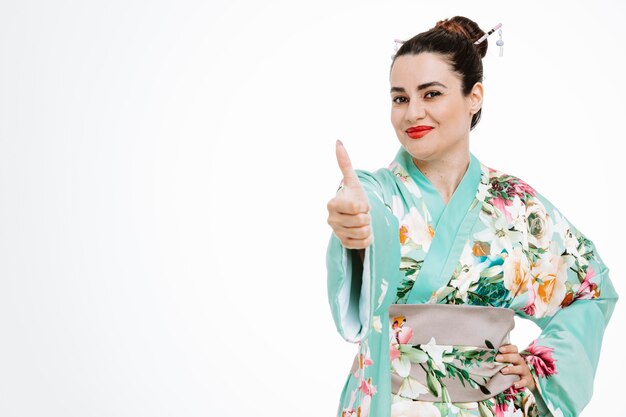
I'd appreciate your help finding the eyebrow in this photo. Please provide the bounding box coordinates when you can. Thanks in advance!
[390,81,447,93]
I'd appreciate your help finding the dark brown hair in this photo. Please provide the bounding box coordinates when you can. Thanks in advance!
[390,16,488,130]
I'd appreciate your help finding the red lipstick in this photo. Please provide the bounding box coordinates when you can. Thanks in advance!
[406,125,433,139]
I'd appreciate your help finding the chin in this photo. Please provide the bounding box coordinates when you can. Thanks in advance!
[398,137,434,159]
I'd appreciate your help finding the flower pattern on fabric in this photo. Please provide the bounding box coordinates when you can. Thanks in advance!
[520,339,557,379]
[363,160,547,417]
[424,168,603,318]
[329,149,617,417]
[340,339,377,417]
[387,315,534,415]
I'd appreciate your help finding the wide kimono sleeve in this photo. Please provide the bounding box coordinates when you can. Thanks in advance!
[517,189,619,417]
[326,168,401,344]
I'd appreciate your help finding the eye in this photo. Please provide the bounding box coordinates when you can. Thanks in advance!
[425,91,441,99]
[392,96,407,104]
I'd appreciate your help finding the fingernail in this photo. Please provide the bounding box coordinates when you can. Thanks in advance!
[337,139,343,146]
[496,355,503,361]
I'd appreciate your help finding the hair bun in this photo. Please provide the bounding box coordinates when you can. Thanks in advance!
[434,16,487,59]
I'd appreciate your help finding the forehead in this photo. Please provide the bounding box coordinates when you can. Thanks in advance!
[390,52,460,87]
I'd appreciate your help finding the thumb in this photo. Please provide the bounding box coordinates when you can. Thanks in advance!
[336,140,361,188]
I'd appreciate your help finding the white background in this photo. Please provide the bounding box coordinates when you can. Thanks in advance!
[0,1,624,416]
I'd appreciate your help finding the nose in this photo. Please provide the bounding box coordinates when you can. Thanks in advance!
[405,98,426,122]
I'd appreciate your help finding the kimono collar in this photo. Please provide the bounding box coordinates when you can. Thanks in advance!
[391,146,483,228]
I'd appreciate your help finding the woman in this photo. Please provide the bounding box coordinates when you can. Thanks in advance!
[326,16,618,417]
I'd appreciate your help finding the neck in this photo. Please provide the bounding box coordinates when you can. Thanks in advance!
[412,144,471,204]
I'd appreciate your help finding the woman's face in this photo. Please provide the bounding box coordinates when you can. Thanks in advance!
[389,52,483,162]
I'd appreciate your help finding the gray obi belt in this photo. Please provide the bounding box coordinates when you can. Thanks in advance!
[351,303,519,403]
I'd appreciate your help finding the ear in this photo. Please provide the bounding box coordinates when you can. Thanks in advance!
[467,82,484,115]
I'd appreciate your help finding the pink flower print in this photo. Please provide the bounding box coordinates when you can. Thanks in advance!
[522,339,557,378]
[389,315,414,361]
[341,380,376,417]
[521,302,535,317]
[561,265,600,308]
[359,377,377,396]
[494,389,523,417]
[389,344,401,362]
[491,196,511,221]
[495,400,509,417]
[576,265,600,300]
[503,384,524,397]
[490,177,537,222]
[357,378,377,417]
[499,384,525,415]
[391,315,414,344]
[396,325,413,344]
[512,179,536,198]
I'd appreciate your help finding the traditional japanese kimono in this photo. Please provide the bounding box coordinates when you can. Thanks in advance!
[326,146,618,417]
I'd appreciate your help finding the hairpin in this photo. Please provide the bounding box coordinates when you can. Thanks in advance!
[391,22,504,59]
[475,22,504,57]
[391,39,405,60]
[474,23,501,44]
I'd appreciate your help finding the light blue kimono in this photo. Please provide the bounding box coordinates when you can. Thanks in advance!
[326,146,618,417]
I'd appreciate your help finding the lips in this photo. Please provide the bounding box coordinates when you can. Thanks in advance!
[406,126,433,133]
[406,126,433,140]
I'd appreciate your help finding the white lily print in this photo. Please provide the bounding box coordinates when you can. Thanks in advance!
[391,356,412,378]
[398,376,429,399]
[448,242,483,301]
[552,210,580,257]
[505,195,528,245]
[400,206,434,253]
[474,210,524,256]
[420,337,453,372]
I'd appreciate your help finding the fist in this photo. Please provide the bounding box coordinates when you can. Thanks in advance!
[326,140,372,250]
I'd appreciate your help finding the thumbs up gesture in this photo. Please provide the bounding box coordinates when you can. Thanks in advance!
[326,140,372,249]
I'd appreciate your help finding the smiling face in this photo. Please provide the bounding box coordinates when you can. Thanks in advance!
[390,52,483,162]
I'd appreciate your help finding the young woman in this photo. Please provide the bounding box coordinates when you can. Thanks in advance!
[326,16,618,417]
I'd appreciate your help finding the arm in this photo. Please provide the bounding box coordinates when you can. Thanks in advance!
[517,191,619,417]
[326,169,401,343]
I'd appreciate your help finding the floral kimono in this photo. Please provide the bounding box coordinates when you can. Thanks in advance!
[326,146,618,417]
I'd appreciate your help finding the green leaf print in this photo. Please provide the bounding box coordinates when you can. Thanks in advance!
[426,369,442,397]
[478,400,494,417]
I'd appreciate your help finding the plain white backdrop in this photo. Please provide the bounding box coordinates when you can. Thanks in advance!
[0,1,624,416]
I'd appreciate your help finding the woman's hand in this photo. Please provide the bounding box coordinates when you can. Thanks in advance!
[326,140,372,250]
[496,344,536,391]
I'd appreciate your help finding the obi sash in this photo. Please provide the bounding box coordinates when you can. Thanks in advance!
[350,304,518,403]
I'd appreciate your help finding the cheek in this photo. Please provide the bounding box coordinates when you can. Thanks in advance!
[390,109,402,127]
[434,102,464,125]
[432,102,452,118]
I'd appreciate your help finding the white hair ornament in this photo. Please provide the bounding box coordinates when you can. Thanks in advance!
[392,22,504,59]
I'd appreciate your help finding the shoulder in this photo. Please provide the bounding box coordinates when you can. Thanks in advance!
[484,164,538,202]
[484,162,602,265]
[481,163,566,247]
[482,162,556,215]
